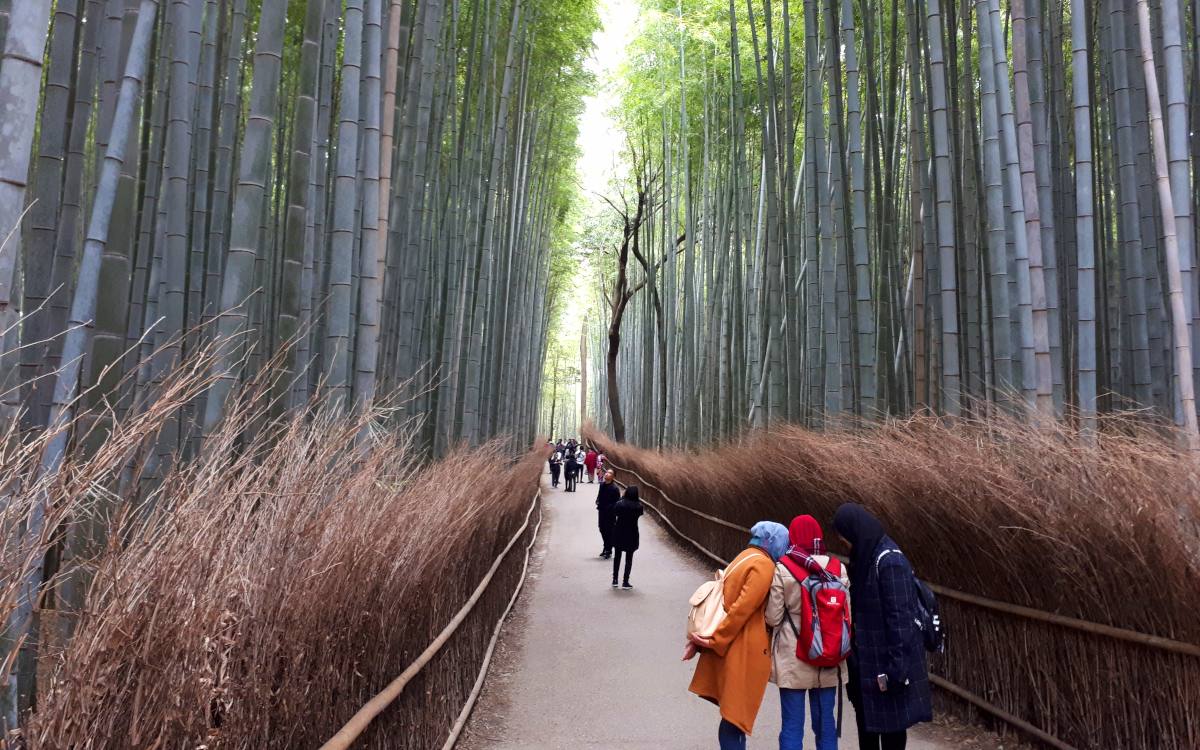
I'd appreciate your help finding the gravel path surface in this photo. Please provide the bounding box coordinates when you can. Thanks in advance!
[458,473,1005,749]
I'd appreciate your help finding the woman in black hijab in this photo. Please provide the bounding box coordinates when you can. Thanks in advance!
[833,503,932,750]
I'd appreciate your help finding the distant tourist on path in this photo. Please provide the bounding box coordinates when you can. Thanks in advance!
[685,521,790,750]
[766,515,851,750]
[564,449,579,492]
[833,504,932,750]
[595,470,620,559]
[548,450,562,488]
[610,484,644,589]
[584,449,599,483]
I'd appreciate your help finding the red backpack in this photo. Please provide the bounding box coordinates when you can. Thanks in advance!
[779,556,851,668]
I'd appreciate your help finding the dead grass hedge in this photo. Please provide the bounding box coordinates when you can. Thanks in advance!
[586,417,1200,749]
[10,390,541,748]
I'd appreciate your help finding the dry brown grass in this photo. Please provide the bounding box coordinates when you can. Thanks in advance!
[0,350,541,749]
[586,417,1200,749]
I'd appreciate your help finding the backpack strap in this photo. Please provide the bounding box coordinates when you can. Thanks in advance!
[782,606,801,639]
[836,662,844,737]
[874,547,900,573]
[721,551,755,580]
[779,555,807,584]
[785,553,840,585]
[771,558,804,640]
[777,559,816,646]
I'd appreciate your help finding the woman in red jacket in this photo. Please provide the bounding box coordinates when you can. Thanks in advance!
[583,449,599,482]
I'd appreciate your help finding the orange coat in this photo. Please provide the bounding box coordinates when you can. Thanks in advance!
[688,546,775,735]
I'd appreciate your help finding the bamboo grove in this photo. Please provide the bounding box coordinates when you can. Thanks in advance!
[0,0,597,724]
[0,0,597,464]
[584,0,1200,449]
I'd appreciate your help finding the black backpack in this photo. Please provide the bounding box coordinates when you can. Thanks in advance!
[875,549,946,654]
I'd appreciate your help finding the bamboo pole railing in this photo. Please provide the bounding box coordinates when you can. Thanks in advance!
[319,489,543,750]
[440,504,545,749]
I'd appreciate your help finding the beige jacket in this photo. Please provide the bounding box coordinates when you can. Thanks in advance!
[765,556,850,690]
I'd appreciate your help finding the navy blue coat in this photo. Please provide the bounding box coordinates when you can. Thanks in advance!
[847,536,933,734]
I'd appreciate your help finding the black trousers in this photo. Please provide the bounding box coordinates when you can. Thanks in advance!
[598,511,614,553]
[612,549,633,584]
[565,467,577,491]
[855,710,906,750]
[549,465,560,485]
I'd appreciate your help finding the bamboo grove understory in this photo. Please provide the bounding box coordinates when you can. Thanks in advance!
[584,0,1200,451]
[0,0,597,723]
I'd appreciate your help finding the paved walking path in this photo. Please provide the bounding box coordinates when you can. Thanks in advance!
[458,474,995,749]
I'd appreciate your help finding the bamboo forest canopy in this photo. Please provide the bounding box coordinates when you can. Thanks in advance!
[0,0,599,459]
[580,0,1200,449]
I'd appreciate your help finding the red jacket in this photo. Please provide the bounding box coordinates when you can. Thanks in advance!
[584,450,599,470]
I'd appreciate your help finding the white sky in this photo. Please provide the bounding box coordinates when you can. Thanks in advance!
[557,0,640,422]
[577,0,640,200]
[561,0,641,330]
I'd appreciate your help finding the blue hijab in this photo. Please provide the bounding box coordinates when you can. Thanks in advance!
[749,521,790,561]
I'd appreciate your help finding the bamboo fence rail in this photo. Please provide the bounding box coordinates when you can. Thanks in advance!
[320,489,543,750]
[607,461,1200,658]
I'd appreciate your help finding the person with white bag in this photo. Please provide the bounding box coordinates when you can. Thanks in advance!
[683,521,791,750]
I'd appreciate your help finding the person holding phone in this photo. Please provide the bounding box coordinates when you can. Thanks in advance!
[833,504,932,750]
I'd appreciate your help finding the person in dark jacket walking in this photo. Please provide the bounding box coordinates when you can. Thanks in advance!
[610,485,643,589]
[595,470,620,558]
[833,503,932,750]
[564,450,579,492]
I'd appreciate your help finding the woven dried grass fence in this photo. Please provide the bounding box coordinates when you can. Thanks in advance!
[586,418,1200,750]
[17,396,545,749]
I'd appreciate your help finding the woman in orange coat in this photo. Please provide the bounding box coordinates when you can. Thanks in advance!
[684,521,791,749]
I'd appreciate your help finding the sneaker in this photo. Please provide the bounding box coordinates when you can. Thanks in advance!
[621,582,633,590]
[611,581,618,588]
